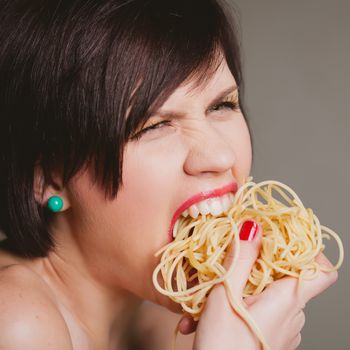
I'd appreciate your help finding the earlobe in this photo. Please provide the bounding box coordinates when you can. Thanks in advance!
[33,164,71,211]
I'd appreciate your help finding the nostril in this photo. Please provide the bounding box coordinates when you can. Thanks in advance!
[183,146,236,176]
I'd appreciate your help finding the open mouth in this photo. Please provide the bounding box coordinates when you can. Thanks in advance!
[168,182,238,241]
[180,192,235,219]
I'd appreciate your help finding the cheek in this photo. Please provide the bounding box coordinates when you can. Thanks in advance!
[217,116,252,181]
[235,118,252,177]
[122,145,175,210]
[119,144,180,246]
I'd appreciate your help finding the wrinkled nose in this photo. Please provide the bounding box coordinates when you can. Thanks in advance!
[183,121,236,177]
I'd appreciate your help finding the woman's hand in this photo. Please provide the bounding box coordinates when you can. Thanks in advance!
[177,221,338,350]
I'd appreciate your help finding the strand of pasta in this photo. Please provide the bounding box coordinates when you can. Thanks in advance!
[152,178,344,350]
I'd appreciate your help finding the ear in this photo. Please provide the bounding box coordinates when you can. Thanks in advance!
[33,164,71,211]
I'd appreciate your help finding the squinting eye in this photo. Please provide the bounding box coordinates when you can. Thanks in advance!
[211,99,240,112]
[130,120,172,140]
[209,92,241,112]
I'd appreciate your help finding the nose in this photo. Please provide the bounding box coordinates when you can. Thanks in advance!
[183,121,236,177]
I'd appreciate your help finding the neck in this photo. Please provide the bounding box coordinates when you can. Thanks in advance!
[34,245,142,349]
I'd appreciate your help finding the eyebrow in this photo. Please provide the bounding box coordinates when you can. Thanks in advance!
[152,84,238,119]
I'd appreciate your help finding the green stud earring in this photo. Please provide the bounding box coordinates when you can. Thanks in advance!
[47,196,64,212]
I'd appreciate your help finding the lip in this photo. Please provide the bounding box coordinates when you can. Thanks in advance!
[167,182,238,242]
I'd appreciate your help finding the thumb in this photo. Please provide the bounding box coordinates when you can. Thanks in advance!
[223,220,262,299]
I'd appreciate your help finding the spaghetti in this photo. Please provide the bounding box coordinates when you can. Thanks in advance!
[152,178,344,350]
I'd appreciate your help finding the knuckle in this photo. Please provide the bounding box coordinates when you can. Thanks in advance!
[263,282,292,307]
[288,333,302,350]
[321,270,339,290]
[299,311,306,329]
[274,278,297,300]
[270,279,290,295]
[296,295,306,310]
[295,333,302,347]
[329,270,339,285]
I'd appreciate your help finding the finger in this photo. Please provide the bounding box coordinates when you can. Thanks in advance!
[315,252,337,269]
[177,315,198,335]
[295,310,306,331]
[300,253,338,304]
[223,220,262,299]
[243,293,260,307]
[287,333,302,350]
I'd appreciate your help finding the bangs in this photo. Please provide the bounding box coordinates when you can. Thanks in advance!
[91,0,244,196]
[125,0,242,133]
[0,0,244,256]
[0,0,244,200]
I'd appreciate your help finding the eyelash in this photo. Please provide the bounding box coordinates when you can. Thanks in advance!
[210,100,239,112]
[131,99,239,140]
[131,120,172,140]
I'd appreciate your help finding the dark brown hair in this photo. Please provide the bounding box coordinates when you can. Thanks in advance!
[0,0,247,257]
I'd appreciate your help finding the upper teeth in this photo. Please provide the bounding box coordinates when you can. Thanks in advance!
[181,193,235,219]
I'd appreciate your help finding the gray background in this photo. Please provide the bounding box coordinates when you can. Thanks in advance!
[233,0,349,349]
[0,1,348,349]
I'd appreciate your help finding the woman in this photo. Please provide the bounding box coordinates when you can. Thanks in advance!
[0,0,338,349]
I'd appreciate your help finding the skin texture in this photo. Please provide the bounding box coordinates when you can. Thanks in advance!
[0,58,252,349]
[0,57,338,349]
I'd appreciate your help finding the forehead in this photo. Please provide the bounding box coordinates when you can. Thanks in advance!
[160,59,236,108]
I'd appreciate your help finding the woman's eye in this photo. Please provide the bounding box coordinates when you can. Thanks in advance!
[211,99,240,112]
[131,120,171,140]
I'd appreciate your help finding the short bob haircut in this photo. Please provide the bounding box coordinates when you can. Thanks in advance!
[0,0,249,257]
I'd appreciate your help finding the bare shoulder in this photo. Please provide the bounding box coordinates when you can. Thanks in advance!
[0,264,73,349]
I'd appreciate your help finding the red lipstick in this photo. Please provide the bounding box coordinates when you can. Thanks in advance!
[168,182,238,242]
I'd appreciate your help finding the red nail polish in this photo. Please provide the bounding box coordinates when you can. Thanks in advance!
[239,220,258,241]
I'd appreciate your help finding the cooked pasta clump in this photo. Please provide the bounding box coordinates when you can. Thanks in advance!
[152,178,344,350]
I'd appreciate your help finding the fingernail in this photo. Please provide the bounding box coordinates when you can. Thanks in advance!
[239,220,258,241]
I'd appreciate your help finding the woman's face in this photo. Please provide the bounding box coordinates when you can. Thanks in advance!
[67,58,252,312]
